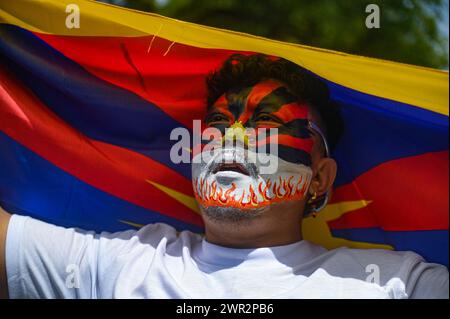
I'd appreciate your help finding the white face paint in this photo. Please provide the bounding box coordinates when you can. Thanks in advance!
[192,146,313,210]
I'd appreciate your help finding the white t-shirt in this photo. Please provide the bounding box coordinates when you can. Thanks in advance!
[5,214,449,299]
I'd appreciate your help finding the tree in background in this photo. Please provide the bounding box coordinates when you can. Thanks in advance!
[103,0,448,69]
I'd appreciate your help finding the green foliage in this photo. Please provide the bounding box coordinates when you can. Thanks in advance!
[103,0,449,69]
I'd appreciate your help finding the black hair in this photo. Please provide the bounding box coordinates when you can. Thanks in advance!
[206,54,344,151]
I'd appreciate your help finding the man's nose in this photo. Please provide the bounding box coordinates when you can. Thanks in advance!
[222,121,250,149]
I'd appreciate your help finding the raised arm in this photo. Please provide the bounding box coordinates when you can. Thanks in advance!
[0,206,11,299]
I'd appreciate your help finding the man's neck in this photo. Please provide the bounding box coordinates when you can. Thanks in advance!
[203,205,304,249]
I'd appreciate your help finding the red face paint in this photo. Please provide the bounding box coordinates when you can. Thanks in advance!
[205,79,314,166]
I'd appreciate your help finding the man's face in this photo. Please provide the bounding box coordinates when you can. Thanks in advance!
[192,79,317,221]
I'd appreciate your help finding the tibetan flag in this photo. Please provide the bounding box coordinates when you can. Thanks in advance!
[0,0,448,266]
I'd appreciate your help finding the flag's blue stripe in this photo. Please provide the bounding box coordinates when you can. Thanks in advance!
[0,132,202,234]
[331,227,448,266]
[0,23,192,179]
[327,80,448,186]
[328,81,448,128]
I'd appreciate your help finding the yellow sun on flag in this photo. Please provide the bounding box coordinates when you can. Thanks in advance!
[302,200,393,250]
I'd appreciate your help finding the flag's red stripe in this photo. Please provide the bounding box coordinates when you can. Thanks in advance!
[33,32,251,129]
[0,68,202,226]
[328,151,449,231]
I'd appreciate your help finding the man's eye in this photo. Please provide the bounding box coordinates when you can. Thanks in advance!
[255,114,281,123]
[206,114,230,125]
[212,115,227,122]
[257,115,273,121]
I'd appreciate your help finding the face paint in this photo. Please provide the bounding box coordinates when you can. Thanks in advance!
[192,80,315,211]
[192,148,312,209]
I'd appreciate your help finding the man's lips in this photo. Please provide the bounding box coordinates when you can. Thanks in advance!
[212,162,250,176]
[201,148,259,178]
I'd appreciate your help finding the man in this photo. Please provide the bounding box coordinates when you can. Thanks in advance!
[0,54,448,299]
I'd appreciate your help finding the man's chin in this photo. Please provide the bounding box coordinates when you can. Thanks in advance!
[201,205,267,224]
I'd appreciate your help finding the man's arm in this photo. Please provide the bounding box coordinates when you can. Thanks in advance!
[0,206,11,299]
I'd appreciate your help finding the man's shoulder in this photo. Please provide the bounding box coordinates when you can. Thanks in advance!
[329,245,425,266]
[318,245,447,289]
[323,245,427,275]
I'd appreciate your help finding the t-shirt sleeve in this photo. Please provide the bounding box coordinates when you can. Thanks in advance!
[6,214,100,298]
[407,260,449,299]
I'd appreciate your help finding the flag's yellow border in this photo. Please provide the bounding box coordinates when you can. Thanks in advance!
[1,0,448,116]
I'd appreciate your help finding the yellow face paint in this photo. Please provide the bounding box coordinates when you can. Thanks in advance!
[222,121,250,147]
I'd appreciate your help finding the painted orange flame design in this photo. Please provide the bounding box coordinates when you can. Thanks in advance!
[193,176,309,209]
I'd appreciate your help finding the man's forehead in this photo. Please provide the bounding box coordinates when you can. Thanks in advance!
[212,79,287,106]
[208,79,316,125]
[209,79,304,113]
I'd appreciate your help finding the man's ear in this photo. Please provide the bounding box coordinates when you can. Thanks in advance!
[309,158,337,196]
